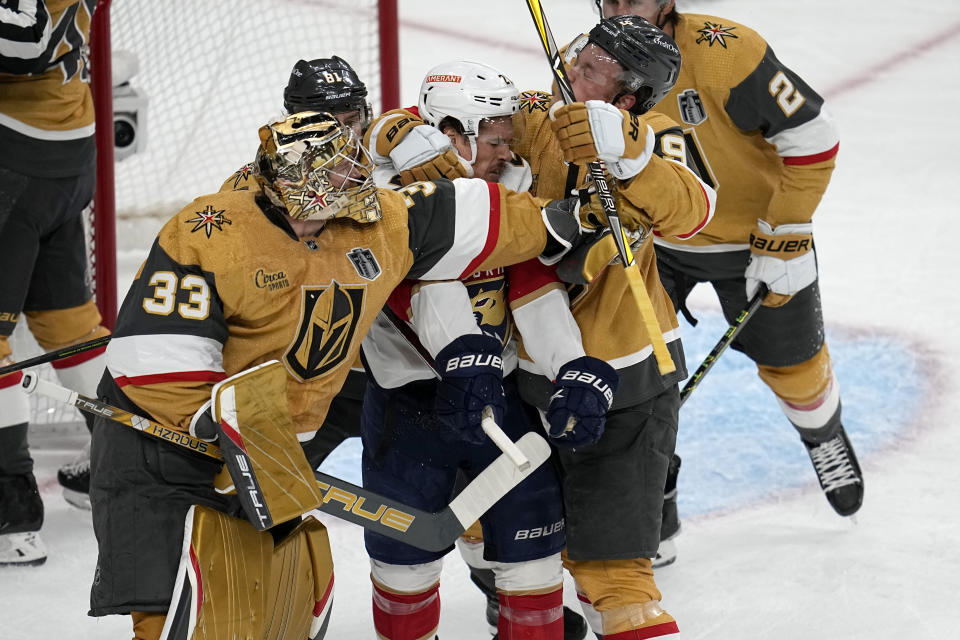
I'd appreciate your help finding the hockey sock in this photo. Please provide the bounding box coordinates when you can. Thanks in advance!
[498,588,563,640]
[372,581,441,640]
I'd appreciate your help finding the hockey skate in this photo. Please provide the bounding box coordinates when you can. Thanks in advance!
[0,473,47,566]
[57,441,91,510]
[0,530,47,566]
[802,426,863,517]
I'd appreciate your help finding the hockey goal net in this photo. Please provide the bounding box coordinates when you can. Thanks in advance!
[14,0,399,426]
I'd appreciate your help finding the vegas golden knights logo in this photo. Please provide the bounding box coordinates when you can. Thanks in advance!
[286,282,366,380]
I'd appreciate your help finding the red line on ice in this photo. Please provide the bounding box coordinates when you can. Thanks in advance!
[823,21,960,99]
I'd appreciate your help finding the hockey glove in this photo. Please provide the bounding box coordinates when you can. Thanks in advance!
[745,219,817,307]
[188,401,218,442]
[435,334,506,445]
[546,356,618,449]
[572,184,652,239]
[549,101,655,179]
[392,125,471,184]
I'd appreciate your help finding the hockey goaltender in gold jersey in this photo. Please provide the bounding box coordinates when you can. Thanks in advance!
[84,111,593,640]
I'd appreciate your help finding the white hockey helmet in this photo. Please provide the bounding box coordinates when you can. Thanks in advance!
[418,60,520,138]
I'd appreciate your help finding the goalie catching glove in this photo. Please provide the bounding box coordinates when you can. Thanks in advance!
[745,219,817,307]
[549,101,655,180]
[546,356,619,448]
[435,334,507,445]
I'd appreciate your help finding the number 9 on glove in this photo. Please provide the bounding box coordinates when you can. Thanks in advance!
[546,356,618,448]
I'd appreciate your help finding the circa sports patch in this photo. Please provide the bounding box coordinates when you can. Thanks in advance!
[677,89,708,125]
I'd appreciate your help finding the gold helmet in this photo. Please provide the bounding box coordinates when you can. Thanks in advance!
[254,111,381,223]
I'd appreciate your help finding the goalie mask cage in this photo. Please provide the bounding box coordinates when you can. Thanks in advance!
[13,0,399,425]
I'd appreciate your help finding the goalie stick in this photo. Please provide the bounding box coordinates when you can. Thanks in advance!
[679,284,769,406]
[20,372,551,552]
[525,0,675,376]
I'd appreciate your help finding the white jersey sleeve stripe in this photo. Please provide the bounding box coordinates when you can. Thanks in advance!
[411,281,483,358]
[419,179,498,281]
[766,110,840,159]
[106,334,225,382]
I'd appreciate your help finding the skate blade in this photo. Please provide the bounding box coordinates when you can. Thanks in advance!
[62,488,92,511]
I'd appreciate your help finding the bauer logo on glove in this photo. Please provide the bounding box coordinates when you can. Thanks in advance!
[546,356,619,449]
[444,352,503,373]
[557,368,615,407]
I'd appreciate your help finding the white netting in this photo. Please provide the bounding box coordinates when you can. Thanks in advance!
[111,0,386,222]
[20,0,389,428]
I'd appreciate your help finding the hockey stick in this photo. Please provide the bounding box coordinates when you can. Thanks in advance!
[679,284,768,407]
[0,334,111,377]
[525,0,675,376]
[380,307,531,469]
[20,372,551,552]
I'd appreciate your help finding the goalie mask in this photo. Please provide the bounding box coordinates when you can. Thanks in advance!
[254,111,381,223]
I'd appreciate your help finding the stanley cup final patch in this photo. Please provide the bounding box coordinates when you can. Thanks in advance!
[347,247,381,281]
[677,89,708,125]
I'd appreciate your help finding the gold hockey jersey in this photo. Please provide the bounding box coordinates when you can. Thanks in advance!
[514,91,715,407]
[650,13,839,251]
[0,0,97,177]
[100,178,556,438]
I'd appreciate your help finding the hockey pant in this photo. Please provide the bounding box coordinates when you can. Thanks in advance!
[656,246,842,438]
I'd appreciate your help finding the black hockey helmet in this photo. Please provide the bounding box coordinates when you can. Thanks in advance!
[587,15,681,114]
[283,56,372,128]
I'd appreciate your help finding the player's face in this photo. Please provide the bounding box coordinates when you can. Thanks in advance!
[333,109,365,138]
[601,0,670,24]
[568,44,623,103]
[319,128,367,190]
[472,117,515,182]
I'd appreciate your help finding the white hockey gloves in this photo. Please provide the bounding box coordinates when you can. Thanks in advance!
[391,124,472,184]
[549,101,655,180]
[365,111,471,185]
[745,219,817,307]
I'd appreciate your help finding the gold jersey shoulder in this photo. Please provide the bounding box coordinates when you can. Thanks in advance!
[673,13,768,88]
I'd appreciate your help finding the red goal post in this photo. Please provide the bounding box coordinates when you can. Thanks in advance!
[88,0,400,328]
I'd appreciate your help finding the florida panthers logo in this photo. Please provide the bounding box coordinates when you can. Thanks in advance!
[286,282,366,380]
